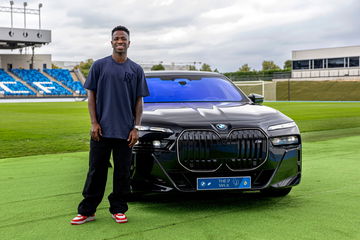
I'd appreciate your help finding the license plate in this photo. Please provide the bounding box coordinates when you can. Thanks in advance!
[197,176,251,190]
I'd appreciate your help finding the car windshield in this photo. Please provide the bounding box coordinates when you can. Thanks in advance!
[144,76,246,103]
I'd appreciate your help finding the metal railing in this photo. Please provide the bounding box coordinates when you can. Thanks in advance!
[292,69,360,79]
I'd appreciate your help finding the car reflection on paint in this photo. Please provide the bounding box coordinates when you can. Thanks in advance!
[131,71,301,197]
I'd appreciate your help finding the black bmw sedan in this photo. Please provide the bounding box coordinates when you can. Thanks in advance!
[131,71,301,197]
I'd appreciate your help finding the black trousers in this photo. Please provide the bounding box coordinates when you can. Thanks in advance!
[77,138,132,216]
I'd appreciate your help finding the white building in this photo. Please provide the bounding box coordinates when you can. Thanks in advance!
[292,46,360,78]
[0,54,52,70]
[52,61,81,70]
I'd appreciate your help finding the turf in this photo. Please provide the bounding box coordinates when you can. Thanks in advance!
[0,102,90,159]
[276,81,360,101]
[265,102,360,133]
[1,102,360,239]
[1,102,360,159]
[0,134,359,240]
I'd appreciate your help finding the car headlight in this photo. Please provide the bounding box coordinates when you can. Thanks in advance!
[268,122,297,131]
[136,125,173,133]
[271,136,299,146]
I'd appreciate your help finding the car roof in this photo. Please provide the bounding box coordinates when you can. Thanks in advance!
[144,70,224,78]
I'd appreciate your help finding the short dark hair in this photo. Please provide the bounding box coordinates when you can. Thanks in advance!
[111,25,130,38]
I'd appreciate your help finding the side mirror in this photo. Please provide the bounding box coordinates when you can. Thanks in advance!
[248,93,264,104]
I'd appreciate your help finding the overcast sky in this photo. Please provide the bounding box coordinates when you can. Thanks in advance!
[0,0,359,71]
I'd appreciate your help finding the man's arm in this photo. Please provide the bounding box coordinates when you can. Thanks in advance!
[88,90,102,141]
[134,96,144,126]
[127,96,143,147]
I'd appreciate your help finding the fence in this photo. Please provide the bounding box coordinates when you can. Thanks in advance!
[225,71,291,82]
[292,69,360,79]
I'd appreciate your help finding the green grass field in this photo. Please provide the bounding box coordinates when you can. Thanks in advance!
[1,102,360,159]
[0,102,360,239]
[276,81,360,101]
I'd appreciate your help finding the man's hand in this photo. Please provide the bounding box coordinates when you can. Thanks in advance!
[91,122,102,141]
[127,128,139,147]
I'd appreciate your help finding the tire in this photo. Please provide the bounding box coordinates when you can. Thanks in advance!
[260,187,292,197]
[127,184,145,202]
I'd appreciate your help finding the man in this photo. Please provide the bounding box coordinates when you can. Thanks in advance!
[71,25,149,225]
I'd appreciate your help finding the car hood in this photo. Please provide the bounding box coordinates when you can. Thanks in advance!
[142,102,293,129]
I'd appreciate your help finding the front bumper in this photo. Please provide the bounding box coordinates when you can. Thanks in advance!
[132,141,301,193]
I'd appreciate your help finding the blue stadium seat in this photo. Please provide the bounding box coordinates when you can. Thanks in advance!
[0,69,36,96]
[44,69,87,95]
[11,69,73,96]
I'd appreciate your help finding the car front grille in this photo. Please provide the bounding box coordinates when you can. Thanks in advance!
[177,129,268,172]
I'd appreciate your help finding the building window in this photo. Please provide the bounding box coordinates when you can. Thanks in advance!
[43,64,47,69]
[349,57,359,67]
[293,60,309,70]
[313,59,323,69]
[328,58,344,68]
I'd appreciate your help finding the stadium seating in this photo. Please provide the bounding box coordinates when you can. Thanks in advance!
[12,69,73,96]
[0,69,36,96]
[44,69,87,95]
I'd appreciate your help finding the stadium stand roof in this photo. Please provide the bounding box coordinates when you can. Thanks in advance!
[0,2,51,49]
[0,27,51,49]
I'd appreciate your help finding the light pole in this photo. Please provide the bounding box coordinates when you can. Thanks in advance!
[23,2,27,29]
[10,1,14,29]
[38,3,42,30]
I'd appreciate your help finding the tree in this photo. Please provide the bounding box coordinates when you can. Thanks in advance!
[188,65,197,71]
[151,64,165,71]
[283,60,292,70]
[51,63,60,69]
[262,60,280,71]
[200,63,212,72]
[213,68,219,73]
[238,64,251,72]
[74,59,94,78]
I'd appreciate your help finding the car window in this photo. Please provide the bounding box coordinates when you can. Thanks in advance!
[144,77,246,102]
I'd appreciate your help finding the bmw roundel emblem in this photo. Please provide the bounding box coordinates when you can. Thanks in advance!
[215,123,228,131]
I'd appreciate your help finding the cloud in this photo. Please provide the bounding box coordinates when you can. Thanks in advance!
[0,0,359,71]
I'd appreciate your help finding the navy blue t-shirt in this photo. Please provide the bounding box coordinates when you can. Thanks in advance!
[84,56,149,139]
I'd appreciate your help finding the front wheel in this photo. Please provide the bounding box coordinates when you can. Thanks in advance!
[260,187,292,197]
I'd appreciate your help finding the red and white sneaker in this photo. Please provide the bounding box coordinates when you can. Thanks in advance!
[112,213,128,223]
[70,214,95,225]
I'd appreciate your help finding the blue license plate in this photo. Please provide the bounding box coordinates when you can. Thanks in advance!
[197,176,251,190]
